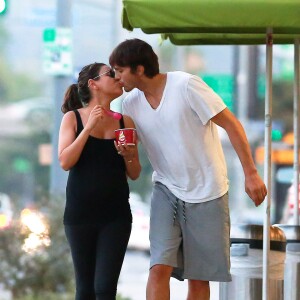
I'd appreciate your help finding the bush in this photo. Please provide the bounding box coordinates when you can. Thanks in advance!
[0,195,132,300]
[14,293,131,300]
[0,195,73,299]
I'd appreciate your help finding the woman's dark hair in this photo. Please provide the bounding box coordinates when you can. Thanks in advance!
[109,39,159,78]
[61,62,105,113]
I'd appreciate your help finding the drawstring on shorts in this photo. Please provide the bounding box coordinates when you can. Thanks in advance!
[172,198,186,225]
[183,201,186,223]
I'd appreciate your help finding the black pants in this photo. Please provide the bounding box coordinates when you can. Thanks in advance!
[65,219,132,300]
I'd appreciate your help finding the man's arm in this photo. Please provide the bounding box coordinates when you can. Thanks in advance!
[211,108,267,206]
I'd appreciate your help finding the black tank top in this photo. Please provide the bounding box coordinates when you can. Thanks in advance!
[64,110,132,225]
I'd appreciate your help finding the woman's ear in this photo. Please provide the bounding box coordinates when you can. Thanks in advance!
[88,79,99,90]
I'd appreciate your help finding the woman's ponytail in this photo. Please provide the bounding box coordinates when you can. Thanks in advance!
[61,84,83,113]
[61,63,104,113]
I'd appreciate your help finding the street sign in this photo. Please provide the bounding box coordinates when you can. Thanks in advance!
[0,0,7,15]
[13,157,31,174]
[42,27,73,76]
[276,45,294,81]
[202,74,234,112]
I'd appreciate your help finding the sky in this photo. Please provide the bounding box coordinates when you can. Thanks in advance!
[3,0,234,79]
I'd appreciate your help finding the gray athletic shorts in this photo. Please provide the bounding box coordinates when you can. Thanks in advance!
[149,182,232,282]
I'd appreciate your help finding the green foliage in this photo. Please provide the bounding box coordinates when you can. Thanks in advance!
[0,59,43,105]
[0,23,42,104]
[0,193,134,300]
[14,293,131,300]
[0,130,51,200]
[0,195,74,299]
[15,294,73,300]
[116,295,132,300]
[0,20,8,54]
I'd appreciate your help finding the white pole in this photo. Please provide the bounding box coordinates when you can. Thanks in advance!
[237,46,250,124]
[262,28,273,300]
[293,39,300,225]
[50,0,72,195]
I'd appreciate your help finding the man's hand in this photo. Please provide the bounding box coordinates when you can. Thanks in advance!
[245,172,267,206]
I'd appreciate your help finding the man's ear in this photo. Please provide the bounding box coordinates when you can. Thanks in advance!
[136,65,144,76]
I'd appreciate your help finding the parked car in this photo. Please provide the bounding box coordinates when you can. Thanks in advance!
[276,167,300,224]
[282,183,300,224]
[0,97,53,133]
[0,193,13,230]
[128,193,150,253]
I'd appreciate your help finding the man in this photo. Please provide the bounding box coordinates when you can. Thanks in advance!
[110,39,267,300]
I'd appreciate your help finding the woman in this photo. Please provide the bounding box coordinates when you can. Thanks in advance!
[58,62,141,300]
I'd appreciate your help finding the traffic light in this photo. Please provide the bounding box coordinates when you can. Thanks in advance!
[271,129,283,141]
[0,0,7,15]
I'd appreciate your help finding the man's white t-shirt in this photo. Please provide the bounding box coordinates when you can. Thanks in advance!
[122,71,229,203]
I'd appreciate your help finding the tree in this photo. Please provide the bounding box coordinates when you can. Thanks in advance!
[0,129,51,202]
[0,22,42,104]
[0,195,73,299]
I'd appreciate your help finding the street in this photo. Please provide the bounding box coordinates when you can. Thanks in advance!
[118,250,220,300]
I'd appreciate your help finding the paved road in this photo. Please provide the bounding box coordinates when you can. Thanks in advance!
[118,250,220,300]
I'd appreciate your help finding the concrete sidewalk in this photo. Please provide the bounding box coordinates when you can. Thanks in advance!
[118,251,220,300]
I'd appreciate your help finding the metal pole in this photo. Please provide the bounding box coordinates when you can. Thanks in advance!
[237,46,249,124]
[248,46,259,119]
[232,46,239,115]
[234,46,251,216]
[293,39,300,225]
[262,28,273,300]
[50,0,73,196]
[112,0,120,47]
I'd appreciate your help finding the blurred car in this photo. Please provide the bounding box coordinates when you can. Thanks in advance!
[0,193,13,230]
[276,167,300,224]
[128,193,150,253]
[0,97,53,132]
[283,183,300,224]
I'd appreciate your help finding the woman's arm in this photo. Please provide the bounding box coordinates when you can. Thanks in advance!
[58,106,103,170]
[58,111,91,170]
[123,146,141,180]
[115,115,141,180]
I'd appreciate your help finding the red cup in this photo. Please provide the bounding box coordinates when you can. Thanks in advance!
[115,128,136,146]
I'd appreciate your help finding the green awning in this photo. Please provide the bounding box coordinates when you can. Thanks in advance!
[123,0,300,35]
[162,33,300,45]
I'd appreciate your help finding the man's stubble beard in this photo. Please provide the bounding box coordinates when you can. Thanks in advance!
[124,86,134,92]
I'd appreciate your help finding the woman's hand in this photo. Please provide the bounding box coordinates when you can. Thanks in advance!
[114,141,136,162]
[115,115,142,180]
[114,140,141,180]
[85,105,105,131]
